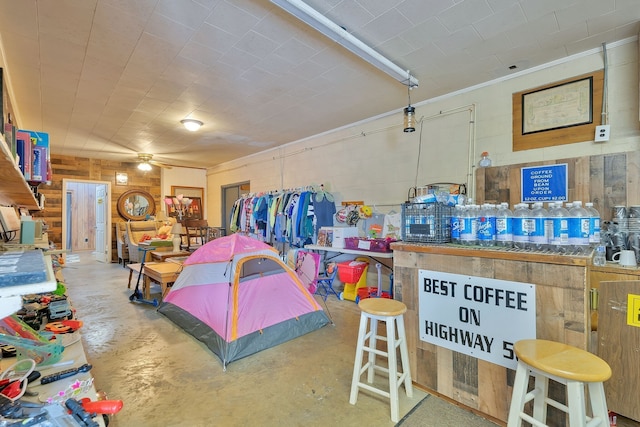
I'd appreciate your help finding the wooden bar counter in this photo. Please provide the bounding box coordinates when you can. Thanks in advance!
[391,242,592,424]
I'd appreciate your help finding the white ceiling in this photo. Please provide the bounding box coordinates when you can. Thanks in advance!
[0,0,638,169]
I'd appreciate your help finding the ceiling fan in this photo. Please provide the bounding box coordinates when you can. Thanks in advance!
[136,153,173,170]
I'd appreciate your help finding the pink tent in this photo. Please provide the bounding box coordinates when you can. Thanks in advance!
[158,234,329,367]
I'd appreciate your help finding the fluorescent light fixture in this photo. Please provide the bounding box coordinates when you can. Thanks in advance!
[181,119,203,131]
[271,0,418,87]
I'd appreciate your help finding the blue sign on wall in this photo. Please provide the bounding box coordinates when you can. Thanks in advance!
[521,164,568,202]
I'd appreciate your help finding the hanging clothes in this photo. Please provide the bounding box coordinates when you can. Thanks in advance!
[229,187,336,247]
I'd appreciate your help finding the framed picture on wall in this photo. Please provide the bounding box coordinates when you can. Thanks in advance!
[170,186,204,218]
[171,186,203,200]
[186,197,202,220]
[115,172,128,185]
[512,70,603,151]
[165,193,203,220]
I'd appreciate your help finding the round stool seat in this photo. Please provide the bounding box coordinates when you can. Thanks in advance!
[358,298,406,317]
[515,339,612,383]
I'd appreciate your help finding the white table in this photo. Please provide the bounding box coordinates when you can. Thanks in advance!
[303,245,394,298]
[304,244,393,260]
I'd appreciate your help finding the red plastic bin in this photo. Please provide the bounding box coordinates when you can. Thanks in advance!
[337,261,367,283]
[357,287,391,300]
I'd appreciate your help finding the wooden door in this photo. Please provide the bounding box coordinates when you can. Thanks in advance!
[598,280,640,422]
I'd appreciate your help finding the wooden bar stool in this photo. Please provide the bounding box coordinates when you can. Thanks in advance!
[508,339,612,427]
[349,298,412,423]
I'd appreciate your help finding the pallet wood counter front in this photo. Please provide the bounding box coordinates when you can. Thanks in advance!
[391,242,591,424]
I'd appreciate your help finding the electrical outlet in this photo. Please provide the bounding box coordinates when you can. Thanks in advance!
[595,125,610,142]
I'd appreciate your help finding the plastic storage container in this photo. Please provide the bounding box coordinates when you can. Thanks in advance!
[401,202,453,243]
[337,260,367,283]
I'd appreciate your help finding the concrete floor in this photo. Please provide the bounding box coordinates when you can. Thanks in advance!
[62,252,640,427]
[61,252,495,426]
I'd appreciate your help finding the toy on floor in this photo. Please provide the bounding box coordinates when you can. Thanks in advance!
[338,258,369,301]
[356,262,392,301]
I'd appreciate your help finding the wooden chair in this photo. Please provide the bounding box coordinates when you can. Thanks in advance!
[183,219,209,251]
[125,220,159,262]
[115,222,129,267]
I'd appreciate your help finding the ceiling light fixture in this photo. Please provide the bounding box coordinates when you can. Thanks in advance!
[403,70,416,133]
[271,0,418,88]
[180,119,203,132]
[138,162,152,171]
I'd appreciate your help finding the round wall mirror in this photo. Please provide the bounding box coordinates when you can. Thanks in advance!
[117,189,156,221]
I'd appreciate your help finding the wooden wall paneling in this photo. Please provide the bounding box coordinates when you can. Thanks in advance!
[562,158,576,203]
[436,347,454,398]
[604,153,627,219]
[474,165,485,202]
[573,155,591,203]
[452,352,478,407]
[31,154,161,257]
[393,246,590,423]
[477,359,508,420]
[482,166,510,204]
[589,155,605,214]
[626,150,640,206]
[476,150,638,222]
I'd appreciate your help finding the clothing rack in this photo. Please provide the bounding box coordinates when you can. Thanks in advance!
[230,185,336,247]
[241,184,325,199]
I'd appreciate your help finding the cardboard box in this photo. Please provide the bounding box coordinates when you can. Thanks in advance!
[331,226,359,249]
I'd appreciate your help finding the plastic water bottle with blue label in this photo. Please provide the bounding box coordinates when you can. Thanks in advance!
[512,203,530,250]
[593,244,607,266]
[477,204,496,247]
[529,202,549,251]
[451,204,462,244]
[568,201,590,254]
[585,202,601,248]
[549,202,570,254]
[495,202,513,248]
[460,204,478,245]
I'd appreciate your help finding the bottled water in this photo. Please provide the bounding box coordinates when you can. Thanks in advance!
[460,204,477,245]
[512,203,530,250]
[593,244,607,266]
[568,201,590,254]
[549,202,571,254]
[585,202,601,248]
[549,202,570,254]
[529,202,549,251]
[477,203,496,247]
[495,202,513,248]
[451,204,462,244]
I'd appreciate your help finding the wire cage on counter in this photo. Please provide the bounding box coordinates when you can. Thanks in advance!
[401,202,453,243]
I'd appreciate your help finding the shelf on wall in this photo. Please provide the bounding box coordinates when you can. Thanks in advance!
[0,133,39,209]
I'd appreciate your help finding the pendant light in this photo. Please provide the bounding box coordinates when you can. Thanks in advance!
[403,70,415,133]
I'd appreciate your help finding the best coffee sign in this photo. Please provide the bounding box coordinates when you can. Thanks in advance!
[418,270,536,370]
